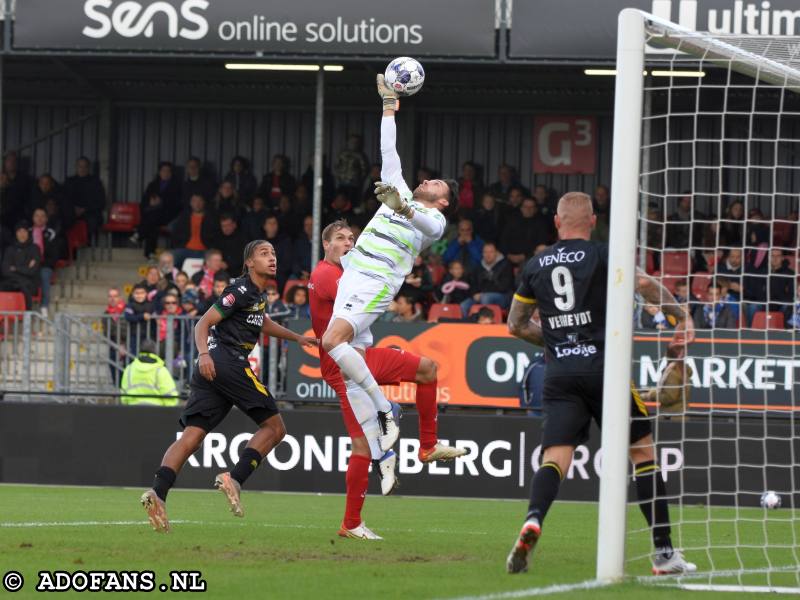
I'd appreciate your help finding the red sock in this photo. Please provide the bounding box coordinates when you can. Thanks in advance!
[416,381,438,450]
[343,453,371,530]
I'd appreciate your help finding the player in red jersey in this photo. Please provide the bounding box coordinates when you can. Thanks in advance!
[310,220,466,540]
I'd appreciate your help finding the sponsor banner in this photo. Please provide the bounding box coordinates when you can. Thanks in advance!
[533,116,597,175]
[1,403,797,507]
[510,0,800,59]
[286,320,800,414]
[12,0,496,56]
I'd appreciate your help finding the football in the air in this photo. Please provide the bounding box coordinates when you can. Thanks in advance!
[760,490,781,509]
[384,57,425,96]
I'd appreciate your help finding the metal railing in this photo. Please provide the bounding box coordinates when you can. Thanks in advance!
[0,311,288,403]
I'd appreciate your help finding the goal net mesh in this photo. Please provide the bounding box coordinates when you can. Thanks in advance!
[628,20,800,589]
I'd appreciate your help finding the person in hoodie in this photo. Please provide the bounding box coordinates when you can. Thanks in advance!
[124,283,156,355]
[64,156,106,241]
[0,221,41,309]
[30,208,65,316]
[132,162,182,257]
[223,156,257,205]
[242,196,269,242]
[180,157,217,212]
[462,242,515,314]
[258,154,296,207]
[216,214,247,276]
[262,215,293,292]
[120,339,179,407]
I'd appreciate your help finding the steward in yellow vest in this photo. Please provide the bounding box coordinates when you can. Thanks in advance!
[120,340,179,406]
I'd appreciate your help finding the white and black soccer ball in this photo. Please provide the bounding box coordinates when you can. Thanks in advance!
[384,57,425,97]
[760,490,781,509]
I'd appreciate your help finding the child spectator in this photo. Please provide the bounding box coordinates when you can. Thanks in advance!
[124,283,155,354]
[287,285,311,319]
[439,260,472,305]
[476,307,496,324]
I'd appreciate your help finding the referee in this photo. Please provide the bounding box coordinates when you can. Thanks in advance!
[141,240,316,532]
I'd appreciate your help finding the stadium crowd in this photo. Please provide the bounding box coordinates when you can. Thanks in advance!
[2,147,800,331]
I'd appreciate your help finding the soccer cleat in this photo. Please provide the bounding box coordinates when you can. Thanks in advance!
[419,443,468,463]
[140,489,170,533]
[652,548,697,575]
[377,403,401,451]
[373,450,399,496]
[214,472,244,518]
[338,522,384,540]
[506,519,542,574]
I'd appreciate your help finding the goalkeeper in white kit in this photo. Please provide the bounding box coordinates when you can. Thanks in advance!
[321,74,461,456]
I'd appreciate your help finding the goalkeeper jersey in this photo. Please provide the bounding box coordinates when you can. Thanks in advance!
[343,116,446,287]
[514,239,609,377]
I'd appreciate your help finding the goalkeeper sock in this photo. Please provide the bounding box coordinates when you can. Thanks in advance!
[328,343,392,412]
[634,460,673,549]
[152,466,176,502]
[416,381,438,450]
[344,453,371,530]
[230,448,263,487]
[526,462,563,524]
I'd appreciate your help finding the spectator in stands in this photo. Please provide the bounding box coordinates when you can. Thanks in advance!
[266,284,289,321]
[173,271,190,296]
[201,272,230,313]
[389,294,423,323]
[1,152,33,231]
[458,161,484,214]
[767,249,795,319]
[591,184,611,243]
[31,174,65,215]
[645,202,665,251]
[473,193,504,244]
[503,186,526,218]
[212,181,244,223]
[787,281,800,329]
[301,155,336,206]
[43,197,70,238]
[181,156,217,210]
[716,248,743,300]
[334,134,368,203]
[488,164,522,202]
[443,219,483,270]
[191,249,224,301]
[500,198,552,267]
[171,194,219,270]
[746,207,771,248]
[0,221,41,309]
[223,155,257,205]
[104,286,128,385]
[65,157,106,241]
[30,208,63,317]
[132,161,182,256]
[216,214,247,276]
[287,285,311,319]
[475,306,497,324]
[326,191,355,224]
[532,184,557,217]
[400,255,434,305]
[124,283,155,354]
[641,304,672,330]
[262,215,293,291]
[699,282,738,329]
[157,251,179,283]
[293,183,312,222]
[120,339,178,407]
[292,215,314,280]
[465,242,515,313]
[242,196,269,242]
[275,194,298,237]
[259,154,296,207]
[180,286,200,318]
[673,280,703,324]
[439,259,472,305]
[719,199,745,247]
[666,192,705,248]
[156,290,183,346]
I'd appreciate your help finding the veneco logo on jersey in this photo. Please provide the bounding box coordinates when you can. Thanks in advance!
[538,249,586,267]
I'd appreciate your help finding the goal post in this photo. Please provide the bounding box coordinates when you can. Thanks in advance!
[599,8,800,588]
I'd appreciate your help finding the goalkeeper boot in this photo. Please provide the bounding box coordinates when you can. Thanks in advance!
[140,489,170,533]
[373,450,399,496]
[506,519,541,574]
[419,442,467,463]
[338,522,383,540]
[652,548,697,575]
[377,402,402,451]
[214,472,244,518]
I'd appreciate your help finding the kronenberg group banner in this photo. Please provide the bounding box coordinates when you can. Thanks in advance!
[12,0,497,56]
[286,320,800,414]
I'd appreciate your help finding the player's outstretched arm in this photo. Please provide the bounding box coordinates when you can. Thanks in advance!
[374,181,445,238]
[261,315,318,347]
[508,297,544,346]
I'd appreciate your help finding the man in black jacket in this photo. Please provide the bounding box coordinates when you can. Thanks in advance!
[463,242,515,314]
[65,157,106,241]
[181,157,217,210]
[766,249,795,318]
[1,152,34,231]
[500,198,554,267]
[0,221,41,309]
[216,214,247,276]
[30,208,65,316]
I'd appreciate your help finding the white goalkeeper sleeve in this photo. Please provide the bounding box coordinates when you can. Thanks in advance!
[380,116,412,198]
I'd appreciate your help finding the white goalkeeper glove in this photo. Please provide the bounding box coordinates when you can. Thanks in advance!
[374,181,412,217]
[376,74,399,112]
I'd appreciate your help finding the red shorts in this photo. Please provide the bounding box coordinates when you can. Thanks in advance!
[324,347,421,439]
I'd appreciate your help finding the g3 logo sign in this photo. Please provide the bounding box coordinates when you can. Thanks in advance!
[82,0,209,40]
[533,116,597,175]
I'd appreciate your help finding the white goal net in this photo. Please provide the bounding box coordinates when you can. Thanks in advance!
[600,9,800,592]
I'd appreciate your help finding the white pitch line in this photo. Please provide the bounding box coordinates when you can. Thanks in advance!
[0,520,199,528]
[438,579,610,600]
[680,584,800,594]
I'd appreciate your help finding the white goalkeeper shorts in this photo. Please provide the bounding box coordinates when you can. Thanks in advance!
[329,268,397,349]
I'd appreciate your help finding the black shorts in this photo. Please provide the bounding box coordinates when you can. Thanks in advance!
[540,373,651,450]
[180,351,279,432]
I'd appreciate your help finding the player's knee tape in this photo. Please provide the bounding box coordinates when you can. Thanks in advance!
[345,380,381,439]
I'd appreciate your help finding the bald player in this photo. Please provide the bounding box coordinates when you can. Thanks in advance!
[504,192,696,576]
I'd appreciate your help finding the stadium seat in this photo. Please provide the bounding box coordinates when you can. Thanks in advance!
[0,292,26,330]
[283,279,309,303]
[660,275,685,295]
[66,220,89,260]
[661,250,690,275]
[429,264,446,286]
[691,272,711,299]
[751,311,785,330]
[645,250,657,274]
[772,220,794,248]
[103,202,140,233]
[427,303,463,323]
[468,303,503,323]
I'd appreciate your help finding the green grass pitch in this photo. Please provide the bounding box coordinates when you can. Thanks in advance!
[1,485,798,599]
